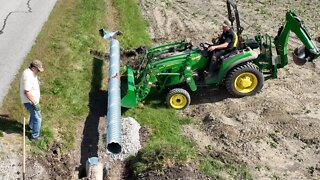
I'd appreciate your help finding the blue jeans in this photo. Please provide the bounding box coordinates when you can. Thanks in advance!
[24,103,42,138]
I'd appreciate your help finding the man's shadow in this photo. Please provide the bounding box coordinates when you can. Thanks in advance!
[78,58,108,178]
[0,115,23,135]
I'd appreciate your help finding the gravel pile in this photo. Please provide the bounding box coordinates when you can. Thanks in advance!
[107,117,141,161]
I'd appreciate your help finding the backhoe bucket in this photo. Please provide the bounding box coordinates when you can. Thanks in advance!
[293,46,309,66]
[121,66,138,108]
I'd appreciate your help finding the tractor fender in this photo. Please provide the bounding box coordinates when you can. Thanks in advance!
[220,56,258,81]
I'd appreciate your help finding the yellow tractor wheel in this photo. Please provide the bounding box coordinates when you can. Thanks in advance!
[234,72,258,93]
[166,88,190,110]
[226,63,264,97]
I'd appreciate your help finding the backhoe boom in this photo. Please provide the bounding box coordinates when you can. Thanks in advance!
[274,11,320,67]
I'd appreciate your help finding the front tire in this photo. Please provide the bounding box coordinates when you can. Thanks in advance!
[166,88,191,110]
[226,63,264,97]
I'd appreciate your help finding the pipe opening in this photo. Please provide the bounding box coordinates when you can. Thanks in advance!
[107,142,122,154]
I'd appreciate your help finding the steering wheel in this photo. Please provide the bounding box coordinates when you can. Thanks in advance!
[212,38,220,45]
[199,43,212,50]
[185,42,193,50]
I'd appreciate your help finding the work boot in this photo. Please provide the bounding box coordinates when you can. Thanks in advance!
[31,136,44,141]
[25,125,32,131]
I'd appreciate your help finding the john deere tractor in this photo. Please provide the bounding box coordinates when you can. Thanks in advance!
[120,0,320,110]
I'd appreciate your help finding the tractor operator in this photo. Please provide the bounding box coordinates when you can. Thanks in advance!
[206,20,238,78]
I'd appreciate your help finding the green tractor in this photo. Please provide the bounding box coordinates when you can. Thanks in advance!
[121,0,320,110]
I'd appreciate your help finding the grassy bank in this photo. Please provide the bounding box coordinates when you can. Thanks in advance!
[1,0,107,151]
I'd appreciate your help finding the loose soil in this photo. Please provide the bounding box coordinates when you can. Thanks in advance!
[138,0,320,179]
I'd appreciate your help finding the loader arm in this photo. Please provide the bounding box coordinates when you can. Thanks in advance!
[274,11,320,67]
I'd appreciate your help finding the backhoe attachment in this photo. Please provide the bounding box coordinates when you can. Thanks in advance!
[274,11,320,66]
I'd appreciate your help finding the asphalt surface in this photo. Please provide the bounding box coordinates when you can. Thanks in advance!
[0,0,57,108]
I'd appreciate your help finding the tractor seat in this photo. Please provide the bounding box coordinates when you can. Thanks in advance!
[245,39,259,49]
[220,50,240,60]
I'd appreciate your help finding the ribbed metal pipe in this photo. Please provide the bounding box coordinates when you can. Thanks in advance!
[100,29,122,154]
[107,38,122,154]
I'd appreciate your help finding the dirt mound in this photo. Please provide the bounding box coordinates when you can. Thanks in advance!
[138,163,209,180]
[37,142,76,179]
[123,151,210,180]
[90,46,147,70]
[120,46,148,69]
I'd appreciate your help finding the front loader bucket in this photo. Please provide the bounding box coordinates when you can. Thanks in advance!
[293,46,311,66]
[121,66,138,108]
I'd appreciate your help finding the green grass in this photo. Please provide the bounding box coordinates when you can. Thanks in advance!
[113,0,152,48]
[200,158,224,178]
[30,127,55,155]
[199,157,252,179]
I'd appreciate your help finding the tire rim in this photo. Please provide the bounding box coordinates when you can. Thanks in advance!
[170,94,187,109]
[234,72,258,93]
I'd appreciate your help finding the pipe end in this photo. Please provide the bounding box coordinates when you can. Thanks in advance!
[107,142,122,154]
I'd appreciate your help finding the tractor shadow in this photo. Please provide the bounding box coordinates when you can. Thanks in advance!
[121,89,167,114]
[189,86,232,106]
[141,89,167,109]
[136,86,232,109]
[78,57,108,178]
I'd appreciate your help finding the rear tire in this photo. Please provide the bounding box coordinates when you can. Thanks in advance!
[166,88,191,110]
[226,63,264,97]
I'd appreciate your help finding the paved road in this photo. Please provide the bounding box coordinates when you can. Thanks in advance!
[0,0,57,108]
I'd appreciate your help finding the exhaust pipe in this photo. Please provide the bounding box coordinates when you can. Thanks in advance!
[100,29,122,154]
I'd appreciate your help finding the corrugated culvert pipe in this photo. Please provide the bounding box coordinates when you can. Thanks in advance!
[100,29,122,154]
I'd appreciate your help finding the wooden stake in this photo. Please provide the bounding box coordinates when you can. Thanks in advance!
[23,117,26,180]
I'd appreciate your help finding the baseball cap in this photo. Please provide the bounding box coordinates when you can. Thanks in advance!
[223,20,232,27]
[31,59,44,72]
